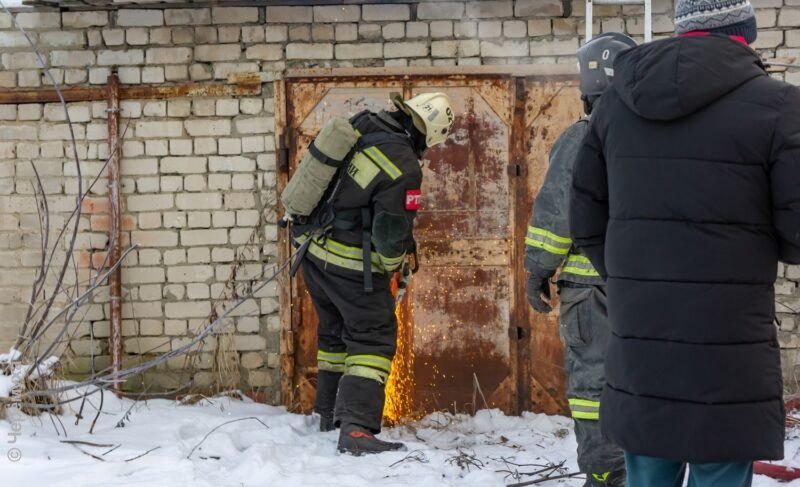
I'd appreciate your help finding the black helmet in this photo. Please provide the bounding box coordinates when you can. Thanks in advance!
[577,32,637,97]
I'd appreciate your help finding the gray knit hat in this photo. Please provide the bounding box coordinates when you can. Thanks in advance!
[675,0,757,44]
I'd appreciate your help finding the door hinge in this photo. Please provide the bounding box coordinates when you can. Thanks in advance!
[277,133,290,174]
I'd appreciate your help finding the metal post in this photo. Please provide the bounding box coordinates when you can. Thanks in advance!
[586,0,594,42]
[106,73,123,393]
[644,0,653,43]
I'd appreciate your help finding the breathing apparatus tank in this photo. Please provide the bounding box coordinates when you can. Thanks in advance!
[281,117,359,218]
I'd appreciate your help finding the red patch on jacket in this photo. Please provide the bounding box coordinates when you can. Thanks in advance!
[405,189,421,210]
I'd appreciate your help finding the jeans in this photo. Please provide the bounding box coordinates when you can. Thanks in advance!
[624,453,753,487]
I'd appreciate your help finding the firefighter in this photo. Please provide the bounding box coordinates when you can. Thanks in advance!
[524,33,635,486]
[292,92,454,455]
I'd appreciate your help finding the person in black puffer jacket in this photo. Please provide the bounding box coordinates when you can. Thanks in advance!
[569,1,800,485]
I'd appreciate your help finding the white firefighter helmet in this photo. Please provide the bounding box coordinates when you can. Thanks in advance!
[391,92,454,147]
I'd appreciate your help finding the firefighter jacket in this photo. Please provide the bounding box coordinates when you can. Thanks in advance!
[294,110,422,277]
[525,119,601,285]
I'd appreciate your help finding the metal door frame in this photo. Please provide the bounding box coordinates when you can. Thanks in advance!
[273,65,578,415]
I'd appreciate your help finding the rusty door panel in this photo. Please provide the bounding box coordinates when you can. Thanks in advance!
[519,80,584,415]
[410,266,512,414]
[406,82,515,415]
[283,73,582,420]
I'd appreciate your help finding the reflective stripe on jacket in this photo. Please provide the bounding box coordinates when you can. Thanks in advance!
[524,119,602,285]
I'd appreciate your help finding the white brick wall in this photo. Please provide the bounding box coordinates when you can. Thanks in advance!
[2,0,800,400]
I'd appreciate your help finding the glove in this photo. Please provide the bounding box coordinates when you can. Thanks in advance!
[395,263,412,303]
[527,274,553,314]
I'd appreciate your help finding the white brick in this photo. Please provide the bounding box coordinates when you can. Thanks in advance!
[184,175,207,192]
[40,31,85,48]
[212,248,235,262]
[530,37,580,56]
[245,44,283,61]
[0,32,33,48]
[161,157,207,174]
[165,301,211,319]
[138,211,161,227]
[236,117,274,134]
[142,67,165,83]
[516,0,564,16]
[168,100,191,118]
[63,11,108,28]
[97,49,144,66]
[212,7,260,24]
[0,125,36,141]
[224,192,256,209]
[120,158,158,176]
[122,267,166,284]
[219,138,242,155]
[169,139,193,156]
[163,249,186,266]
[2,52,40,70]
[431,21,454,38]
[234,335,266,351]
[286,43,334,60]
[167,265,214,283]
[187,211,210,228]
[126,28,149,46]
[127,194,174,211]
[314,5,360,22]
[385,42,428,58]
[336,43,383,60]
[187,283,210,299]
[16,12,60,29]
[481,40,528,57]
[418,2,464,20]
[117,10,164,27]
[406,22,429,38]
[432,40,459,58]
[185,119,231,136]
[216,99,240,116]
[242,136,265,153]
[131,230,178,247]
[176,193,222,210]
[363,4,410,21]
[145,139,168,156]
[135,121,183,138]
[383,23,405,40]
[195,44,242,62]
[145,47,192,65]
[479,21,502,38]
[165,8,211,26]
[181,229,227,245]
[118,67,140,84]
[266,6,312,23]
[208,156,255,172]
[50,50,95,67]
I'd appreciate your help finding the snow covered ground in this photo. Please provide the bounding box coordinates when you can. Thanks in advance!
[0,390,797,487]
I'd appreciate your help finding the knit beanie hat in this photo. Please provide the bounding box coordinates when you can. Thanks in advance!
[674,0,757,44]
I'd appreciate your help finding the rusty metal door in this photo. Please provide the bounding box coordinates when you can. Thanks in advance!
[279,69,581,419]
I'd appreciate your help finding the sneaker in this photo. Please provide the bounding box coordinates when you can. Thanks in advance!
[337,424,407,456]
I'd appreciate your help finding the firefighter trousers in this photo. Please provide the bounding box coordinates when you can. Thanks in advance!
[301,257,397,433]
[558,284,625,487]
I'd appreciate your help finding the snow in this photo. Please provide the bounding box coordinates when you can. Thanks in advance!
[0,348,21,363]
[0,387,796,487]
[0,355,59,398]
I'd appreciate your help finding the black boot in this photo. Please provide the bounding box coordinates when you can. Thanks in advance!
[337,423,407,456]
[314,370,342,432]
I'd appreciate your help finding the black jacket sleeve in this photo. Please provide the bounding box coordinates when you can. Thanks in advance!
[371,146,422,271]
[525,121,588,278]
[569,118,609,278]
[770,85,800,265]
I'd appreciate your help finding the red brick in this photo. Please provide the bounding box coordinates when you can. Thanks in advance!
[92,251,108,269]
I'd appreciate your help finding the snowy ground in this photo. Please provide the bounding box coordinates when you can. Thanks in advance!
[0,390,797,487]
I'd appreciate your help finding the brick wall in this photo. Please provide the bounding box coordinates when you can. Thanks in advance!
[1,0,800,401]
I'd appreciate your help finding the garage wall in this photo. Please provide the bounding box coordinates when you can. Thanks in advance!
[1,0,799,402]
